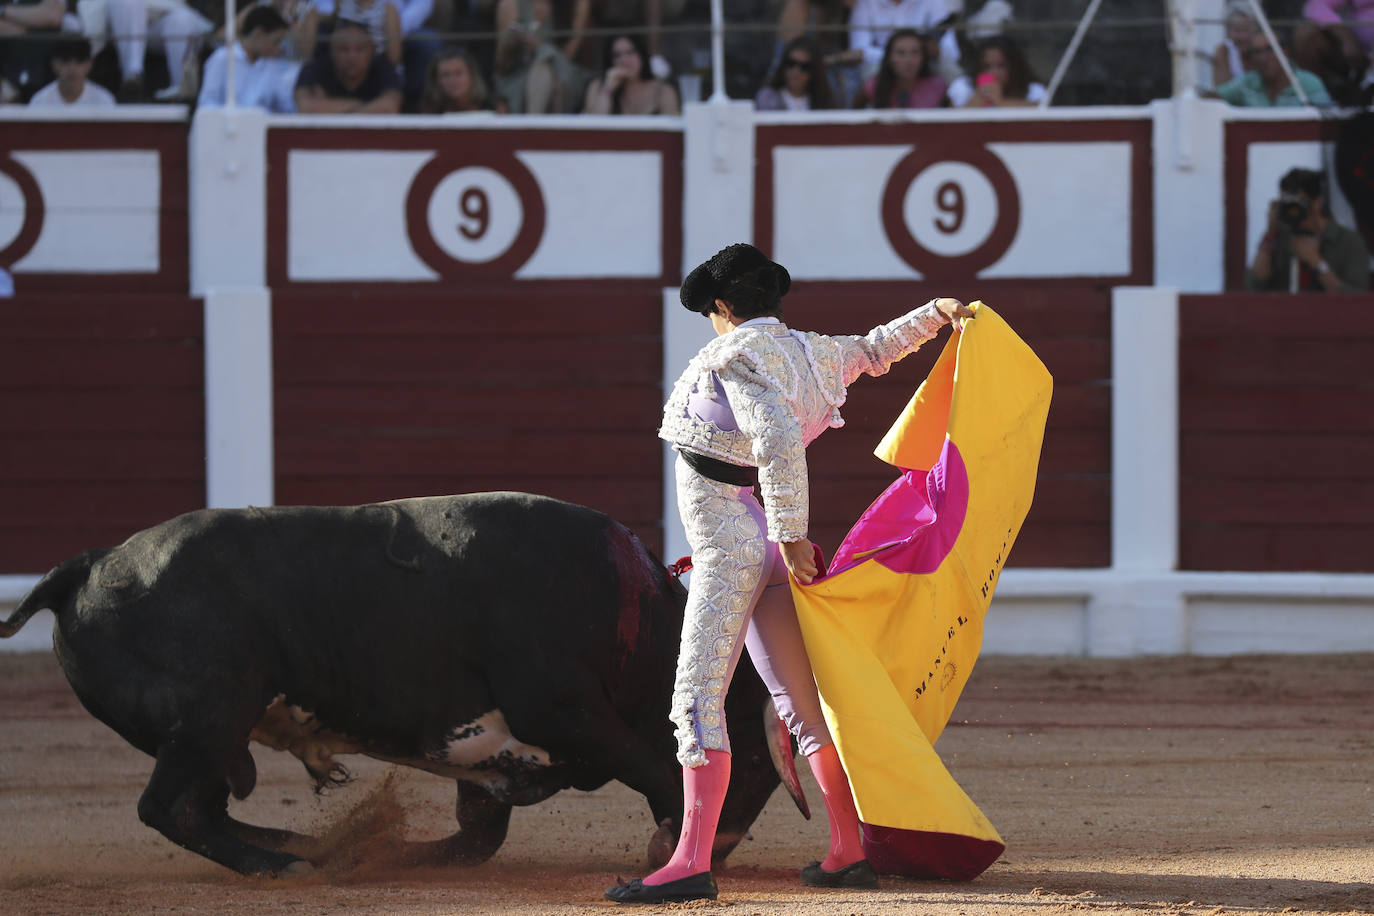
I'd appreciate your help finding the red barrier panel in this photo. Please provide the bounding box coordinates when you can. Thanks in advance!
[0,295,205,573]
[1179,294,1374,572]
[272,282,667,557]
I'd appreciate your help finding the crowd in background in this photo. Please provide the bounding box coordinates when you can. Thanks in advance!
[0,0,1369,113]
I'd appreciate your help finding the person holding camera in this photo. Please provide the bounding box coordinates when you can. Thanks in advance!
[1248,167,1370,292]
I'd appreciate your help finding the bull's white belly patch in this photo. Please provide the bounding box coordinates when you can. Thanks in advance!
[437,710,551,770]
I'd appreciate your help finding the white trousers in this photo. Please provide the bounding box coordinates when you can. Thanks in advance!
[669,456,832,767]
[104,0,211,86]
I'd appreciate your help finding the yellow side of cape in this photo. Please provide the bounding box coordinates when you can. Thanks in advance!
[791,303,1052,867]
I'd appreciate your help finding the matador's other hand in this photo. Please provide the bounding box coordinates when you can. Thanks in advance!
[780,538,818,585]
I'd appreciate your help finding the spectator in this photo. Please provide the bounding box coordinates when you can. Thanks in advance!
[1215,31,1331,107]
[847,0,952,82]
[582,32,679,114]
[0,0,65,103]
[198,5,300,111]
[1212,1,1258,87]
[775,0,862,111]
[433,0,498,91]
[1248,167,1370,292]
[593,0,682,79]
[852,27,944,108]
[101,0,213,100]
[948,33,1042,108]
[755,36,834,110]
[302,0,401,67]
[418,44,489,111]
[28,35,115,106]
[293,16,401,111]
[1295,0,1373,104]
[236,0,314,59]
[304,0,445,108]
[491,0,591,113]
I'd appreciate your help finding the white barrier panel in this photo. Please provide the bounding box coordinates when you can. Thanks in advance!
[1222,109,1369,289]
[1,108,187,287]
[266,119,682,286]
[772,141,1134,280]
[754,111,1152,284]
[204,288,274,509]
[288,149,437,281]
[282,148,666,280]
[1245,141,1326,263]
[4,150,160,274]
[191,107,269,295]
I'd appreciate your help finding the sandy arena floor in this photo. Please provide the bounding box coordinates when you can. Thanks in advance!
[1,650,1370,915]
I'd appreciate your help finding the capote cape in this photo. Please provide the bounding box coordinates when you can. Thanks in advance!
[790,302,1052,880]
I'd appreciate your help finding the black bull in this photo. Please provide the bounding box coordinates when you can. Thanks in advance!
[1,492,806,876]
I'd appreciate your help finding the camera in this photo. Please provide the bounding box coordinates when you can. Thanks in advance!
[1275,167,1323,233]
[1275,193,1309,231]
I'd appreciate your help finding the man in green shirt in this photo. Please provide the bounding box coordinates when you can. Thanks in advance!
[1247,168,1371,292]
[1216,31,1332,107]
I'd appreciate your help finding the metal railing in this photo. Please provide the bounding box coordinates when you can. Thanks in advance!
[2,7,1366,109]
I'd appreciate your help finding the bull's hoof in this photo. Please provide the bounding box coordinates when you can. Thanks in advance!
[278,859,315,878]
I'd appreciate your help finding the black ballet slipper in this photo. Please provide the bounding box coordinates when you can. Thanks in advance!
[800,858,879,888]
[604,872,718,903]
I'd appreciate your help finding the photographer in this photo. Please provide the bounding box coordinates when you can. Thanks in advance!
[1248,167,1370,292]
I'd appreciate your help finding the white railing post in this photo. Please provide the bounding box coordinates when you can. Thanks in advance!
[224,0,237,109]
[709,0,726,102]
[1111,287,1180,573]
[1040,0,1105,108]
[204,289,275,509]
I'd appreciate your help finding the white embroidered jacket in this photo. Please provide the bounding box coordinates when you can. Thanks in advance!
[660,301,948,543]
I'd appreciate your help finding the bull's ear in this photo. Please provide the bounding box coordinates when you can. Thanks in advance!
[763,700,810,820]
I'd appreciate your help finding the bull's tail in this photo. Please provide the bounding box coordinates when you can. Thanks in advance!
[0,548,108,638]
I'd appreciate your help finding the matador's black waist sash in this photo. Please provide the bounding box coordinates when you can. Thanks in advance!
[678,449,758,487]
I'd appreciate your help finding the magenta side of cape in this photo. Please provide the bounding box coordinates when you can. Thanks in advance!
[824,438,969,579]
[863,824,1006,880]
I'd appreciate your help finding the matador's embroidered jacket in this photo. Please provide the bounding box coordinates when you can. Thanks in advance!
[660,301,948,543]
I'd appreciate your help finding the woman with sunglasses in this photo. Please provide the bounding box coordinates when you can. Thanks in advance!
[755,37,835,110]
[852,29,946,109]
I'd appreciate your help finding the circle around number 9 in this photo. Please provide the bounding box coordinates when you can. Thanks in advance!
[0,170,28,252]
[0,157,44,267]
[902,162,998,258]
[880,145,1019,280]
[425,166,524,264]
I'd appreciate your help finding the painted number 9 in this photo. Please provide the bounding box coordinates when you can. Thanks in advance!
[934,181,965,234]
[459,187,489,240]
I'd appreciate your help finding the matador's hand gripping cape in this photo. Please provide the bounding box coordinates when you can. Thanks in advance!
[790,302,1052,880]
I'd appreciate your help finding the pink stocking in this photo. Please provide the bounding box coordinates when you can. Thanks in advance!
[806,742,865,871]
[643,749,731,885]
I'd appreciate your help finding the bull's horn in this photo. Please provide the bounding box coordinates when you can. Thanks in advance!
[764,699,810,820]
